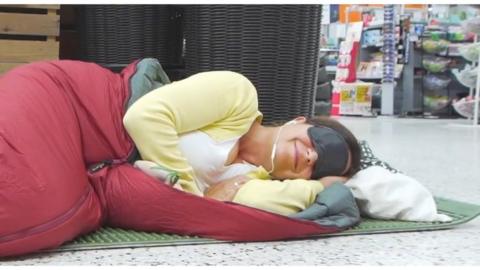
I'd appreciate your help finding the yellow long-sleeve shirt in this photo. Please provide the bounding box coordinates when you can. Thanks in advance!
[123,71,323,215]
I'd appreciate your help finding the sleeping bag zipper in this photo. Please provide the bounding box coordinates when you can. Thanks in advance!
[0,186,93,243]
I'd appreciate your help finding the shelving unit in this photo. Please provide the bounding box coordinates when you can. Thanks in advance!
[414,31,474,118]
[317,4,479,120]
[474,50,480,126]
[400,40,424,115]
[357,14,405,115]
[451,35,480,126]
[315,49,338,116]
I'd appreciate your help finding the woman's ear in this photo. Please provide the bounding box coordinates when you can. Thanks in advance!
[286,116,306,126]
[294,116,307,123]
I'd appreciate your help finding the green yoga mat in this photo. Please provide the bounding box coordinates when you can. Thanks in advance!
[53,197,480,252]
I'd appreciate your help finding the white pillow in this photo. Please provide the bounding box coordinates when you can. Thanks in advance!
[345,166,452,222]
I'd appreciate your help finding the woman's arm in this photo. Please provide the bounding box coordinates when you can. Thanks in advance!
[204,175,250,201]
[232,179,325,215]
[123,71,262,194]
[207,176,349,216]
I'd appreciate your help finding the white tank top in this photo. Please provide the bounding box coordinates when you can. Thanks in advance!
[178,131,257,192]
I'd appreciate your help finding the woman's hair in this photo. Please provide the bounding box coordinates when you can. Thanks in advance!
[305,116,361,177]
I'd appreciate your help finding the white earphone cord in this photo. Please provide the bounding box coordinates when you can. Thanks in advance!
[268,120,296,174]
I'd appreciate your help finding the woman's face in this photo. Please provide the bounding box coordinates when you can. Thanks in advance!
[270,117,351,180]
[270,118,317,179]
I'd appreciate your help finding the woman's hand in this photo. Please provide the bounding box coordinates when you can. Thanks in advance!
[319,176,349,188]
[204,175,250,201]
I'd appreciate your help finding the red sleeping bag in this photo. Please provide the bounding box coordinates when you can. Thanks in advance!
[0,60,339,257]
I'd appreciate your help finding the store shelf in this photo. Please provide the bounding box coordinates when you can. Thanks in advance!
[436,21,462,27]
[448,53,462,57]
[325,66,337,73]
[363,25,383,31]
[320,48,339,52]
[411,21,428,25]
[358,75,403,80]
[362,43,384,48]
[357,77,382,81]
[414,30,474,118]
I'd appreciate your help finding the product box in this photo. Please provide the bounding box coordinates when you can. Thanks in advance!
[332,82,374,116]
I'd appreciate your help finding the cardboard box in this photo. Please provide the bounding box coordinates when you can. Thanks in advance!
[333,82,374,116]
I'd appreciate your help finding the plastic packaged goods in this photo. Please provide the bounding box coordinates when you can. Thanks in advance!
[458,42,480,63]
[453,96,480,119]
[332,81,374,116]
[446,25,474,42]
[423,94,450,112]
[452,65,478,88]
[335,41,359,83]
[447,31,467,42]
[423,74,451,91]
[428,31,447,41]
[362,29,382,47]
[422,56,451,73]
[462,17,480,35]
[422,39,449,54]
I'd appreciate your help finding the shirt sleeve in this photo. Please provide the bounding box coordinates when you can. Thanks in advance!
[123,71,261,194]
[232,179,325,216]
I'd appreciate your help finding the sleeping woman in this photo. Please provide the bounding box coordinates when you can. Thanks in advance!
[0,59,360,257]
[124,69,362,215]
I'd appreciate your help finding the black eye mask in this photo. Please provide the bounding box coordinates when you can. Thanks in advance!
[307,126,349,179]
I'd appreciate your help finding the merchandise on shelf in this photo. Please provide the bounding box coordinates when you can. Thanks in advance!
[332,81,374,116]
[357,61,403,79]
[422,39,449,54]
[325,53,339,66]
[335,41,359,83]
[444,5,480,25]
[447,26,474,42]
[410,23,426,39]
[423,94,450,112]
[452,96,480,119]
[422,56,451,73]
[452,65,478,89]
[447,43,463,56]
[458,42,480,62]
[357,61,382,78]
[462,17,480,35]
[383,4,396,84]
[422,74,451,91]
[412,5,480,119]
[362,28,383,47]
[428,30,446,40]
[369,51,383,61]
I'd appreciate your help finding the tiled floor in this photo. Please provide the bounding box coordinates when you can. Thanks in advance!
[3,116,480,265]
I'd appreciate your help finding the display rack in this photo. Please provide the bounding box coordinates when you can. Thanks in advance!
[413,26,477,119]
[319,4,479,121]
[450,35,480,126]
[419,34,450,117]
[472,35,480,126]
[315,48,337,116]
[356,6,405,115]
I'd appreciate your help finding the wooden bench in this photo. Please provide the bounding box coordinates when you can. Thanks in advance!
[0,5,60,75]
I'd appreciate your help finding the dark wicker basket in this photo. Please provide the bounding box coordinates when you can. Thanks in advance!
[184,5,322,124]
[78,5,183,70]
